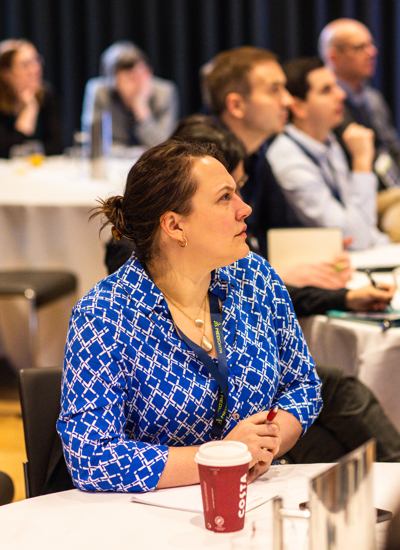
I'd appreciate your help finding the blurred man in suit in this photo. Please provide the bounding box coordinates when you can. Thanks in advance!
[204,47,302,259]
[203,46,353,289]
[319,19,400,239]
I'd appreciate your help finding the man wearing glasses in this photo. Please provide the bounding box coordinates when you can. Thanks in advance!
[319,18,400,240]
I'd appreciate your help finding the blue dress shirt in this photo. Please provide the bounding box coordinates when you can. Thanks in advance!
[268,124,389,249]
[58,252,322,493]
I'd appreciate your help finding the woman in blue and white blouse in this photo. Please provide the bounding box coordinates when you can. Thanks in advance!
[57,139,322,493]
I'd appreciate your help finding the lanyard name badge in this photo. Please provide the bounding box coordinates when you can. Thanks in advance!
[177,292,229,439]
[284,132,343,203]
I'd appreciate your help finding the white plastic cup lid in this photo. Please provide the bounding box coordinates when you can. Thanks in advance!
[195,441,252,467]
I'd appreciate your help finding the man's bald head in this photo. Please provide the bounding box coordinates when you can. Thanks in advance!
[318,19,377,88]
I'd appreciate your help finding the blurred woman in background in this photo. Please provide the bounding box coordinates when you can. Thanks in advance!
[0,39,62,158]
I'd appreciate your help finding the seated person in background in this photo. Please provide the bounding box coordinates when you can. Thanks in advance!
[104,116,399,466]
[319,18,400,242]
[0,39,62,158]
[106,112,352,290]
[202,46,302,260]
[81,41,179,149]
[58,139,322,493]
[267,56,389,250]
[170,119,400,464]
[173,114,248,186]
[318,19,400,189]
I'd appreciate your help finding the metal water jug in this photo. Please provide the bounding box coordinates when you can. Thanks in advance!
[273,440,376,550]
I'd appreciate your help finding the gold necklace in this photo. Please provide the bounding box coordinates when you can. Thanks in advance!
[162,291,213,352]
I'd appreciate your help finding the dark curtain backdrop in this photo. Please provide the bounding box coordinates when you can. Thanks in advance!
[1,0,399,148]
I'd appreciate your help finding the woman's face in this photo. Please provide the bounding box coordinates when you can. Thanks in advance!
[180,156,252,270]
[3,44,42,96]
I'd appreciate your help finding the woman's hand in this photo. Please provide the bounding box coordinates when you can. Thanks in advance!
[224,411,281,482]
[14,87,40,136]
[18,85,40,107]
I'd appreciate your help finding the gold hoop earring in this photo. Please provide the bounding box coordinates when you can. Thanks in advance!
[112,226,123,241]
[178,236,188,248]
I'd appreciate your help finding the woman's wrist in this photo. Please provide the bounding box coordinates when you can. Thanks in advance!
[14,101,39,135]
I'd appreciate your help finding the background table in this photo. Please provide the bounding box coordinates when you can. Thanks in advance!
[0,462,397,550]
[300,244,400,432]
[0,155,139,369]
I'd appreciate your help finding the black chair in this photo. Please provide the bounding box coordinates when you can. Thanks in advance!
[0,270,77,367]
[0,471,14,505]
[18,366,73,498]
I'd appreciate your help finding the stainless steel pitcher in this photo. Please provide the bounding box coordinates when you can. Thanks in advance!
[273,439,376,550]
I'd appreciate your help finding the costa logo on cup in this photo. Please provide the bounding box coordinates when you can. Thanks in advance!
[238,473,247,518]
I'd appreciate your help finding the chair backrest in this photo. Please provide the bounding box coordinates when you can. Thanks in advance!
[18,366,70,498]
[0,471,14,505]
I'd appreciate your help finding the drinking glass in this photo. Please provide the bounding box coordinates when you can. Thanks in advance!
[9,140,45,172]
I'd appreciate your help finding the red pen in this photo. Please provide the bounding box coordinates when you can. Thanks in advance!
[266,405,278,423]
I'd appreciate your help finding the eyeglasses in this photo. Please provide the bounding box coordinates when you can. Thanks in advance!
[337,41,376,54]
[14,54,44,70]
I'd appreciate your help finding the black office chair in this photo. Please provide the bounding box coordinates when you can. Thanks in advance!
[18,366,74,498]
[0,471,14,505]
[0,270,77,367]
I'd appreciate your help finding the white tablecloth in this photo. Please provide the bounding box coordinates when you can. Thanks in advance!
[0,462,397,550]
[0,155,138,369]
[300,314,400,432]
[300,245,400,432]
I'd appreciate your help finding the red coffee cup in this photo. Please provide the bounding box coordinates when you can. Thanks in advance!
[195,441,252,533]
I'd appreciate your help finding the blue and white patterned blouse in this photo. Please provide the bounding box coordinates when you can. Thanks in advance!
[57,251,322,493]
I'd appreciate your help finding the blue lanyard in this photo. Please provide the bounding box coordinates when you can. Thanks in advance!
[284,132,343,204]
[175,292,229,439]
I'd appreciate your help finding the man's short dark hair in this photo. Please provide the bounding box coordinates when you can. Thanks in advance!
[205,46,277,115]
[282,56,324,100]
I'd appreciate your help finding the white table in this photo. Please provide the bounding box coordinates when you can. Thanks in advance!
[0,155,139,291]
[299,243,400,432]
[0,463,398,550]
[0,155,139,369]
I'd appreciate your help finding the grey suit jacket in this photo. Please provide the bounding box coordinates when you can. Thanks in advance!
[81,75,179,148]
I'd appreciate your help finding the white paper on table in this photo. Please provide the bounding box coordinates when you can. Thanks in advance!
[131,464,329,515]
[131,482,276,514]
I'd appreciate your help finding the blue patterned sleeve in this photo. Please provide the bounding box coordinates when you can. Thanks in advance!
[57,307,169,493]
[252,259,322,433]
